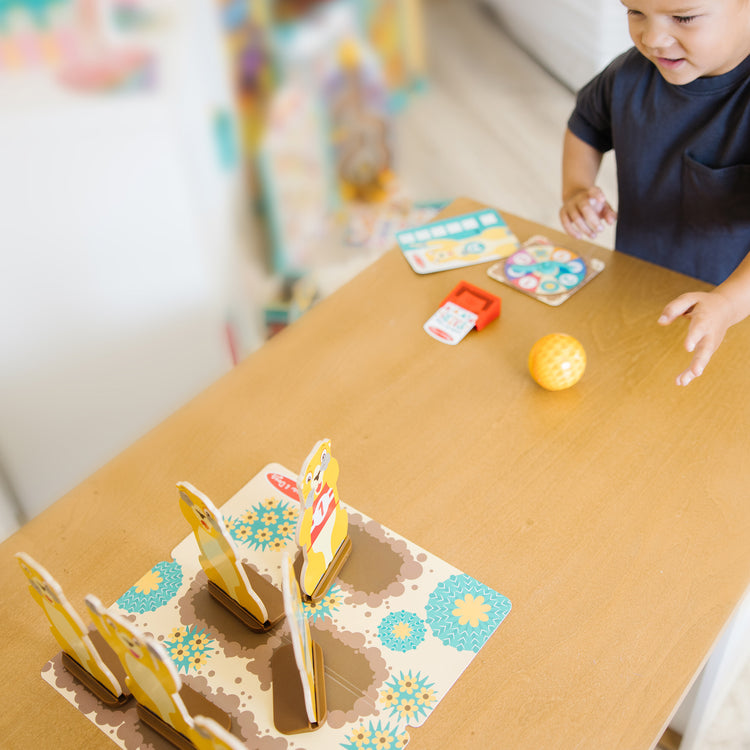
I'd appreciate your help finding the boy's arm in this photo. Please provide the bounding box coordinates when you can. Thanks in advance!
[560,129,617,240]
[659,252,750,385]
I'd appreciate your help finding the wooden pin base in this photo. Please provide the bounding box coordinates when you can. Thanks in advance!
[207,563,285,632]
[296,535,352,604]
[61,652,129,707]
[270,641,327,734]
[60,627,130,706]
[136,682,232,750]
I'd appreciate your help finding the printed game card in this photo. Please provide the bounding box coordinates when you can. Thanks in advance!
[487,235,605,306]
[398,209,519,274]
[424,301,479,345]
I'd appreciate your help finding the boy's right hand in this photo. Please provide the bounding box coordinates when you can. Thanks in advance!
[560,187,617,240]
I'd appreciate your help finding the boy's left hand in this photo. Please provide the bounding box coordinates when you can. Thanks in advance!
[658,291,734,386]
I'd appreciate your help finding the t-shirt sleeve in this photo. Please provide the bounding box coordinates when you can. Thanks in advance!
[567,61,618,154]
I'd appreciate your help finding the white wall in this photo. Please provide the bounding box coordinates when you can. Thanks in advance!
[0,468,22,539]
[0,0,260,536]
[481,0,633,91]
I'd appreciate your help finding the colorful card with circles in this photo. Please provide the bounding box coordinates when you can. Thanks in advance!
[487,235,605,306]
[40,462,512,750]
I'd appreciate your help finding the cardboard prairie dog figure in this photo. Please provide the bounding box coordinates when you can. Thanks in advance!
[85,594,195,738]
[271,553,327,734]
[16,552,125,705]
[178,481,284,631]
[296,439,351,601]
[85,595,231,747]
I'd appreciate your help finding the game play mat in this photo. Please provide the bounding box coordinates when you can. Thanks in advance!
[41,463,511,750]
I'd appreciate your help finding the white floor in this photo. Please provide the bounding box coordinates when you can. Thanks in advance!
[705,685,750,750]
[394,1,749,749]
[394,0,619,246]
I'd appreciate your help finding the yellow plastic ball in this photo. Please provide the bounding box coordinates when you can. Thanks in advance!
[528,333,586,391]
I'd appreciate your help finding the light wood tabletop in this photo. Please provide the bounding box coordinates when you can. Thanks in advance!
[3,198,750,750]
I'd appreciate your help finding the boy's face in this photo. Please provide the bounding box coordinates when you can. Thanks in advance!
[621,0,750,84]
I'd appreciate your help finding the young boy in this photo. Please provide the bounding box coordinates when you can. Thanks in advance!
[560,0,750,385]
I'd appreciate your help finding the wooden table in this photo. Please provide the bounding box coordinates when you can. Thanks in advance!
[3,198,750,750]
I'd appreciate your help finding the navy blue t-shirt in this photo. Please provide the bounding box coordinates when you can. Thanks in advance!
[568,47,750,285]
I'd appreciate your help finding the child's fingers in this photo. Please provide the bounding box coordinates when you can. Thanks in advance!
[684,316,710,353]
[580,199,606,236]
[560,205,595,239]
[563,198,603,239]
[659,291,731,386]
[584,188,617,226]
[675,368,696,386]
[602,202,618,224]
[573,217,597,239]
[561,188,614,239]
[676,336,714,386]
[560,211,582,239]
[658,293,699,325]
[587,186,609,208]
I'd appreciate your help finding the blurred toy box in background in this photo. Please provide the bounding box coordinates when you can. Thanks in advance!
[0,0,430,341]
[0,0,156,90]
[218,0,430,295]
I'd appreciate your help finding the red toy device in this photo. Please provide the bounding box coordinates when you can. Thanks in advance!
[442,281,501,331]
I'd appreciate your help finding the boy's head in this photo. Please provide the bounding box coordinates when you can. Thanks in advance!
[621,0,750,84]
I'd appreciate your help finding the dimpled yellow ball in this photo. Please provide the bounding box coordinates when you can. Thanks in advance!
[528,333,586,391]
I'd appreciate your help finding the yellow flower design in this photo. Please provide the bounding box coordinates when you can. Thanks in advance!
[416,687,437,706]
[379,688,398,708]
[395,731,409,748]
[235,526,252,542]
[255,528,271,542]
[189,633,210,651]
[307,600,323,617]
[268,538,285,552]
[170,644,189,660]
[262,497,279,509]
[347,725,370,747]
[323,591,342,609]
[392,621,412,640]
[372,730,393,747]
[452,593,491,627]
[278,522,294,535]
[134,569,162,595]
[189,653,208,669]
[282,507,297,521]
[396,698,418,720]
[398,676,416,694]
[262,511,278,526]
[169,626,187,642]
[241,510,257,524]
